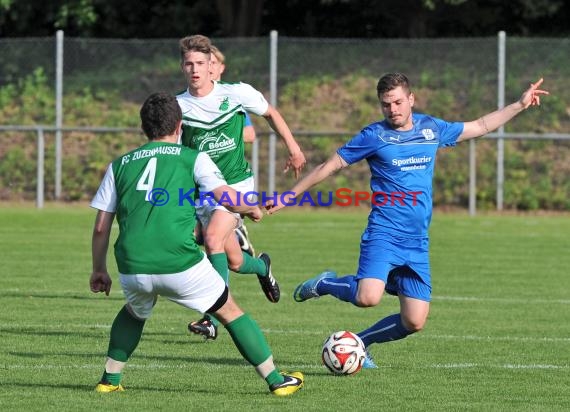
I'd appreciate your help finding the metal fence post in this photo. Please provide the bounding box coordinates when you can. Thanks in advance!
[469,139,476,216]
[268,30,278,195]
[55,30,64,200]
[497,31,506,210]
[36,128,45,209]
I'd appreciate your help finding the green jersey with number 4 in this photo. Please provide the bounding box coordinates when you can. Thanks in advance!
[177,81,269,184]
[91,142,227,274]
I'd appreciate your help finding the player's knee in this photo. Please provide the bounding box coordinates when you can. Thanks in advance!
[355,291,382,307]
[125,304,148,321]
[227,258,242,272]
[214,293,243,325]
[203,231,224,251]
[401,316,426,333]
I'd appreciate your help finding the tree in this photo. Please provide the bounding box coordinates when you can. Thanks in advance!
[0,0,567,38]
[259,0,568,38]
[215,0,264,36]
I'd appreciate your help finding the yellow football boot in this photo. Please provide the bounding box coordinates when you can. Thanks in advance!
[95,382,125,393]
[270,372,304,396]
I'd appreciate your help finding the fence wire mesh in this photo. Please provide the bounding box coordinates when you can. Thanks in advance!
[1,35,568,209]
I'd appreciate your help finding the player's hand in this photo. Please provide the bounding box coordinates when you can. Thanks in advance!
[519,78,549,109]
[284,151,306,179]
[90,271,112,296]
[265,192,296,215]
[244,206,263,222]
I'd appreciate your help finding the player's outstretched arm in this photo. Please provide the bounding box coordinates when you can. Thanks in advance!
[262,105,306,178]
[458,77,549,142]
[90,210,114,296]
[194,152,263,221]
[211,185,263,222]
[267,153,348,214]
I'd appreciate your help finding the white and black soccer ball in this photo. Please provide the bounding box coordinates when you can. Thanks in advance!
[322,330,366,376]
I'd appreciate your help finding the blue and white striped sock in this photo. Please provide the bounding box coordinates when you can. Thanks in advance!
[357,314,412,346]
[317,275,358,304]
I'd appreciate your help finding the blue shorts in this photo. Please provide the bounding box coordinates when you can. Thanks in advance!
[355,232,431,302]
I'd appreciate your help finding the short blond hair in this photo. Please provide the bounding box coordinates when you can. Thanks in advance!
[210,45,225,65]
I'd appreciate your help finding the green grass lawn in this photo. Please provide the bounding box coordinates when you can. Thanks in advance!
[1,205,569,411]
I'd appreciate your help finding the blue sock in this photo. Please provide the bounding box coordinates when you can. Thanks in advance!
[357,314,412,347]
[317,275,359,305]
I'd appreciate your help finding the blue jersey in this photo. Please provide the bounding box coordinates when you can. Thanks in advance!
[337,113,463,238]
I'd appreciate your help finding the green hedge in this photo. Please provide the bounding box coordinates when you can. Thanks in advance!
[1,66,568,210]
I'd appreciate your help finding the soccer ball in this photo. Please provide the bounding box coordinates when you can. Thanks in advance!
[322,330,366,376]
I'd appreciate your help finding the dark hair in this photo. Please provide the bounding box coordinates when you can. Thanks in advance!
[376,73,411,97]
[179,34,212,60]
[140,92,182,140]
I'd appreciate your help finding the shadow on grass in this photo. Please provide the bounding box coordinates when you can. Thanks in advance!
[0,327,105,339]
[4,381,269,396]
[7,349,251,367]
[1,291,123,301]
[0,326,226,346]
[1,381,186,393]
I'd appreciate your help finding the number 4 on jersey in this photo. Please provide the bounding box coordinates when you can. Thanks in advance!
[136,157,157,201]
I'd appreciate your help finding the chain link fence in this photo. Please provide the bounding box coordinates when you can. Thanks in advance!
[0,34,569,210]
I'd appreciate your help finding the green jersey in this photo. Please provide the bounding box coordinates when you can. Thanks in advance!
[90,141,227,274]
[177,81,269,184]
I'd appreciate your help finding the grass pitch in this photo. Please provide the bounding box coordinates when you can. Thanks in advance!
[1,205,569,411]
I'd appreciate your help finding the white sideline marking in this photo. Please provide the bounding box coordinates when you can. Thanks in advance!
[423,334,570,343]
[425,363,569,370]
[5,289,570,304]
[3,363,569,371]
[261,330,570,344]
[433,295,570,305]
[1,323,569,343]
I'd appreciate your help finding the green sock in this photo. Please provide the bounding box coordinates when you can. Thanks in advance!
[235,252,267,276]
[225,313,282,386]
[266,370,285,387]
[107,305,145,362]
[101,371,122,386]
[206,252,229,328]
[208,252,229,283]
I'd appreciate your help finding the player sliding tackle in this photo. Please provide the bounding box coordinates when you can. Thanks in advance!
[267,73,548,368]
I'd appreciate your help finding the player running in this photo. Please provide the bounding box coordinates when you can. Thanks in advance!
[177,34,306,340]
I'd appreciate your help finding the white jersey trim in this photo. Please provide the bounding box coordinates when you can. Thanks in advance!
[90,163,117,212]
[177,82,269,127]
